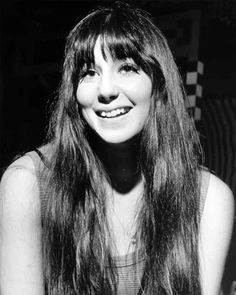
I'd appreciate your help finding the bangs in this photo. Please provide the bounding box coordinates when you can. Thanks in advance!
[99,32,144,66]
[73,10,150,72]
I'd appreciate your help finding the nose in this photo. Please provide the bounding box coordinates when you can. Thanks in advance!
[97,73,119,104]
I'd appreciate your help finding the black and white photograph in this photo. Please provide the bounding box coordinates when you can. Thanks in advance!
[0,0,235,294]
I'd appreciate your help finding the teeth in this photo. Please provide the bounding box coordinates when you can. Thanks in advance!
[99,107,129,118]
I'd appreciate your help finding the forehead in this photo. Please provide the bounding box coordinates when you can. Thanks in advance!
[94,38,110,60]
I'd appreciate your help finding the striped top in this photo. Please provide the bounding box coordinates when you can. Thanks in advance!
[27,148,210,294]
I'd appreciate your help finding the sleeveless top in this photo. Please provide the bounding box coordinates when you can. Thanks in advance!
[27,148,210,295]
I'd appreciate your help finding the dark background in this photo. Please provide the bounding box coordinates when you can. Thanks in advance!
[0,0,236,293]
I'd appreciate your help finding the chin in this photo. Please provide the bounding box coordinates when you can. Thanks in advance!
[96,130,140,145]
[100,135,130,144]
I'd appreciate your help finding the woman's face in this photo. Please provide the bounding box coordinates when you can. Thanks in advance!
[76,38,152,144]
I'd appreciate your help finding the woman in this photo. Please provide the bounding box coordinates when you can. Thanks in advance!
[0,2,234,294]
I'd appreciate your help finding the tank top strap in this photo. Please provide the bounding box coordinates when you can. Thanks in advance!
[26,149,49,222]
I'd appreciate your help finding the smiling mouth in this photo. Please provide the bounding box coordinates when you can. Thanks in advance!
[96,107,132,118]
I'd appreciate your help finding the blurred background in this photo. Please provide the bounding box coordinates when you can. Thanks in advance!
[0,0,235,293]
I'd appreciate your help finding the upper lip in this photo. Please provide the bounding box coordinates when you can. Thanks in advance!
[94,105,133,113]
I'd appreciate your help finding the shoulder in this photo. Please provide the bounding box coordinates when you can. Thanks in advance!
[199,172,235,294]
[0,155,45,294]
[0,154,41,224]
[199,169,234,217]
[200,172,234,252]
[1,153,39,191]
[200,171,234,237]
[202,172,234,223]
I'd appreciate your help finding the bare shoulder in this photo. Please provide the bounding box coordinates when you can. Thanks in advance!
[203,172,235,220]
[201,171,234,237]
[0,154,41,223]
[199,172,235,294]
[0,154,44,294]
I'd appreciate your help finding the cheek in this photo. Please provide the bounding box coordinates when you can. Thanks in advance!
[80,107,96,129]
[133,88,152,108]
[126,76,152,104]
[141,79,153,103]
[76,84,94,107]
[81,108,90,123]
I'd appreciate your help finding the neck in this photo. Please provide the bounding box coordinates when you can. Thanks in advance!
[87,129,142,194]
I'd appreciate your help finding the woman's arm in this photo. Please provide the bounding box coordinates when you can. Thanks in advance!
[0,156,45,295]
[199,172,235,295]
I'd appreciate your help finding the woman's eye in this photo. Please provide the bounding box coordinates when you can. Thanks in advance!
[119,63,139,74]
[86,69,96,77]
[80,69,97,81]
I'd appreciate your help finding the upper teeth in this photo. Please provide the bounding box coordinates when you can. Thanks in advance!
[100,108,128,118]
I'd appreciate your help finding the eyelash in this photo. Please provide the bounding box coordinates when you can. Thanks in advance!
[119,63,139,73]
[80,69,96,78]
[79,62,140,80]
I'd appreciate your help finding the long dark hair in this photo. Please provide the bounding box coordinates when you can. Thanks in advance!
[43,2,203,294]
